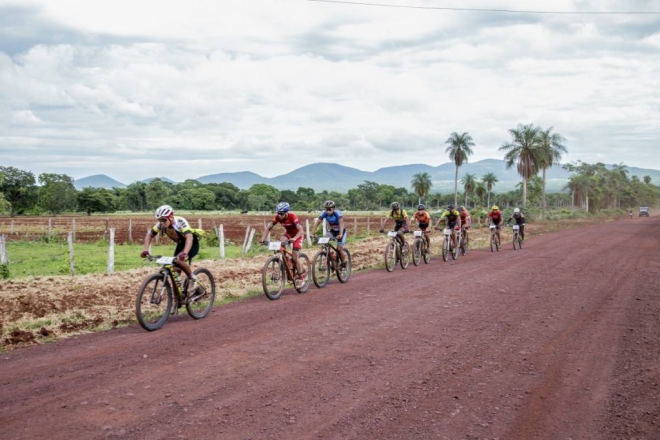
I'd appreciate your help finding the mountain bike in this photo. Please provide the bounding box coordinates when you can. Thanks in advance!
[459,226,469,256]
[136,255,216,331]
[512,224,523,250]
[412,230,431,266]
[311,237,352,288]
[489,224,501,252]
[441,227,459,261]
[383,231,410,272]
[261,241,310,300]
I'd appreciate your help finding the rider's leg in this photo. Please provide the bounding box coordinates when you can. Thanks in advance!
[519,224,525,240]
[337,230,347,263]
[292,249,305,275]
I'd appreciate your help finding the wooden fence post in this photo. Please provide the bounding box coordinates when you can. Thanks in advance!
[72,218,76,242]
[245,228,256,254]
[367,216,370,236]
[107,228,115,273]
[128,218,133,244]
[322,218,327,235]
[0,234,7,265]
[67,232,76,276]
[241,225,251,254]
[305,219,312,247]
[218,225,225,258]
[353,217,357,236]
[198,218,202,230]
[48,218,52,239]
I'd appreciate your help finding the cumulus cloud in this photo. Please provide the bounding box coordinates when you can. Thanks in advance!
[0,0,659,183]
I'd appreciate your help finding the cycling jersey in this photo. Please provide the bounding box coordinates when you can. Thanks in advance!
[319,209,343,231]
[151,216,194,243]
[459,210,471,224]
[488,211,503,224]
[413,211,431,225]
[388,209,408,222]
[272,212,302,237]
[441,210,460,222]
[511,213,525,225]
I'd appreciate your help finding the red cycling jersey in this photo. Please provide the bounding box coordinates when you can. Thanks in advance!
[459,210,471,223]
[488,211,503,224]
[272,212,301,236]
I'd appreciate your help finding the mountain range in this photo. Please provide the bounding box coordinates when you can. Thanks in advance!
[74,159,660,193]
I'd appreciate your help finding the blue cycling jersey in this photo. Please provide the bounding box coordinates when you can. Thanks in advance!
[319,209,343,231]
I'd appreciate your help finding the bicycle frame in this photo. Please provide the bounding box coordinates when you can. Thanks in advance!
[150,256,186,302]
[268,243,298,282]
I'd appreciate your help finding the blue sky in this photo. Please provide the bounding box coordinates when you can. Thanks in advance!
[1,0,659,182]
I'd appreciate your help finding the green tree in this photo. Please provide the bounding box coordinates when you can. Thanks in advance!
[0,166,38,216]
[500,123,542,206]
[445,132,475,206]
[145,178,170,210]
[248,184,281,210]
[247,193,268,211]
[38,173,78,215]
[482,172,499,210]
[0,171,9,214]
[125,181,148,212]
[474,181,487,208]
[643,175,652,185]
[460,173,477,208]
[77,187,116,215]
[181,188,216,210]
[206,182,242,210]
[537,127,567,218]
[410,172,433,204]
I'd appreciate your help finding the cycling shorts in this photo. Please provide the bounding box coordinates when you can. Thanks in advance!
[394,221,407,231]
[328,229,347,246]
[174,235,200,262]
[285,233,304,251]
[418,223,430,232]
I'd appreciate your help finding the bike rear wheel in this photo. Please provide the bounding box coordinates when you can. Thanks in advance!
[442,237,449,261]
[336,249,352,283]
[496,234,501,251]
[136,273,172,331]
[412,239,422,266]
[399,242,410,269]
[262,256,284,300]
[312,251,331,288]
[294,253,311,293]
[513,232,519,250]
[384,241,396,272]
[519,235,523,249]
[185,268,216,319]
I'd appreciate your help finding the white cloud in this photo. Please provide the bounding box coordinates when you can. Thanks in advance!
[0,0,659,182]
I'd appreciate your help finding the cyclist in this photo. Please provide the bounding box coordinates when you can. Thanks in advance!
[458,205,471,243]
[487,205,504,243]
[141,205,199,296]
[379,202,411,248]
[260,202,307,287]
[434,204,461,249]
[412,204,432,252]
[507,207,525,240]
[310,200,347,268]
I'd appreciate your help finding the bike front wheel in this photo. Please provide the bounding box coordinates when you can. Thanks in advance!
[442,237,450,261]
[399,242,410,269]
[451,237,458,260]
[513,232,519,250]
[384,241,396,272]
[186,268,216,319]
[136,273,172,331]
[412,239,422,266]
[312,251,331,288]
[262,256,284,300]
[336,249,352,283]
[496,235,501,252]
[294,253,311,293]
[423,240,432,264]
[490,234,495,252]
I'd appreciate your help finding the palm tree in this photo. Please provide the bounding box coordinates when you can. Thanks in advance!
[499,123,542,206]
[460,173,477,208]
[474,181,487,208]
[537,127,567,218]
[481,172,498,209]
[445,132,475,206]
[611,163,629,208]
[410,172,433,204]
[643,175,652,185]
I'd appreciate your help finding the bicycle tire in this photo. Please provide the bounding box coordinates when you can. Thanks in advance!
[262,255,284,300]
[464,234,469,255]
[399,242,410,269]
[312,251,331,288]
[513,232,519,250]
[519,235,524,249]
[384,241,396,272]
[412,239,422,266]
[490,233,495,252]
[451,236,458,260]
[336,249,352,283]
[294,253,311,293]
[185,268,216,319]
[442,236,449,261]
[496,234,501,252]
[423,239,431,264]
[136,273,172,331]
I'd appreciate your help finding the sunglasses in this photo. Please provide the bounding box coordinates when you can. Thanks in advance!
[326,208,334,212]
[158,218,169,223]
[277,212,286,216]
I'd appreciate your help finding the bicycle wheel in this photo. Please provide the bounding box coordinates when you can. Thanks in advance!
[513,232,519,250]
[136,273,172,331]
[336,249,352,283]
[399,242,410,269]
[442,237,449,261]
[262,255,284,300]
[464,234,469,255]
[519,235,524,249]
[423,239,432,264]
[294,253,311,293]
[490,234,495,252]
[185,267,216,319]
[384,241,396,272]
[412,239,422,266]
[451,237,458,260]
[496,234,501,252]
[312,251,331,288]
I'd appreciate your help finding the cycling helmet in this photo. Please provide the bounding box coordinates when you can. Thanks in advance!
[324,200,336,209]
[513,208,520,213]
[155,205,174,219]
[447,204,455,210]
[390,202,401,210]
[491,205,499,211]
[276,202,290,214]
[458,205,465,211]
[417,204,425,210]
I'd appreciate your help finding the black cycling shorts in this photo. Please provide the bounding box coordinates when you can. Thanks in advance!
[174,234,200,262]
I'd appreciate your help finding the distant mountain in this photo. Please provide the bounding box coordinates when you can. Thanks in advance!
[197,171,267,187]
[74,174,126,190]
[142,177,176,184]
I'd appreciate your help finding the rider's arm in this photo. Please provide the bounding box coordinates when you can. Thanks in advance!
[292,223,305,241]
[338,216,345,235]
[260,222,275,242]
[310,218,321,236]
[405,216,411,230]
[181,232,194,255]
[143,229,154,252]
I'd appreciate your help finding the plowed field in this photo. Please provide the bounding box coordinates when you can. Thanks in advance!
[0,216,658,439]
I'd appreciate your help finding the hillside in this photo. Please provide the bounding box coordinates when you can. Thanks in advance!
[74,174,126,190]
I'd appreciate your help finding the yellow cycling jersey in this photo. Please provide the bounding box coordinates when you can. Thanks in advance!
[441,210,461,221]
[387,209,408,222]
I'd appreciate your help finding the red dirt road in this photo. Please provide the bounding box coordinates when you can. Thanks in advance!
[1,217,659,439]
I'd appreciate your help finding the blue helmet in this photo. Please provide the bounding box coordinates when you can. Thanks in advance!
[276,202,290,214]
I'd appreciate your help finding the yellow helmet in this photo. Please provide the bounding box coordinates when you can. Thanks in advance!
[491,205,499,211]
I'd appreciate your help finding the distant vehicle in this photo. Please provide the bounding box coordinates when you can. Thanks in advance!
[639,207,650,217]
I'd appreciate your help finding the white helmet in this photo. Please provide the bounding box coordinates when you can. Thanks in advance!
[155,205,174,219]
[513,208,520,213]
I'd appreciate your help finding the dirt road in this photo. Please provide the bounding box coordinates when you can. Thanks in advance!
[1,217,659,439]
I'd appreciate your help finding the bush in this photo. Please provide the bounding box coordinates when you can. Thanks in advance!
[0,264,9,279]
